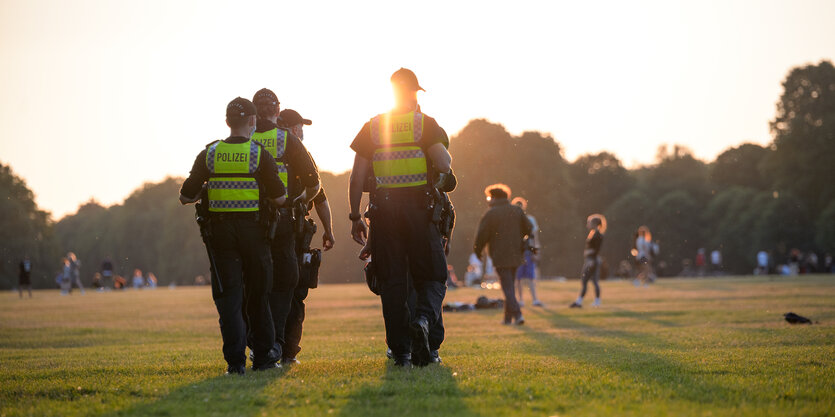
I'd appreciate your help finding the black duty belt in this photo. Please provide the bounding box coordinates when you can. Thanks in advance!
[208,212,260,222]
[372,186,431,202]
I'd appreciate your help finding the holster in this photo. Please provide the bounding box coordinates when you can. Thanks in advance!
[299,248,322,289]
[302,219,317,249]
[293,199,320,289]
[260,201,282,242]
[292,199,308,237]
[364,261,382,296]
[195,190,223,295]
[431,190,456,243]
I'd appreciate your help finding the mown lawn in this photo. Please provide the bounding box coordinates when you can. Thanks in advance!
[1,275,833,416]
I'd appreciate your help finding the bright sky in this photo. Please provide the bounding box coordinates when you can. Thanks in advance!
[1,0,834,219]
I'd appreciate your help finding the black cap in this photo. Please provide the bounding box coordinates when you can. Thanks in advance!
[279,109,312,127]
[390,68,425,92]
[226,97,256,120]
[252,88,279,105]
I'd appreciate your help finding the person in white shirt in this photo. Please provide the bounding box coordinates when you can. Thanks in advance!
[756,251,769,275]
[466,253,483,287]
[710,250,723,275]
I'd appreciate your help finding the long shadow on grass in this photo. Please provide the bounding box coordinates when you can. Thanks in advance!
[522,308,747,405]
[338,363,480,417]
[593,307,683,328]
[105,368,287,417]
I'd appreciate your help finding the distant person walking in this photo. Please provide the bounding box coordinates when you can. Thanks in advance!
[512,197,543,307]
[570,214,606,308]
[695,248,706,276]
[634,226,656,285]
[474,184,533,325]
[67,252,85,294]
[19,256,33,298]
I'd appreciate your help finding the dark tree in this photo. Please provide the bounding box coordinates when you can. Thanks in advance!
[645,145,710,201]
[569,151,635,219]
[710,143,772,191]
[604,189,654,268]
[752,192,814,260]
[814,200,835,255]
[703,187,769,273]
[766,60,835,217]
[448,119,580,277]
[0,163,56,289]
[650,190,703,273]
[54,178,207,286]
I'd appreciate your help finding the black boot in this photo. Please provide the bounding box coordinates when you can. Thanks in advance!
[252,346,281,371]
[393,354,412,368]
[225,364,246,375]
[410,316,431,367]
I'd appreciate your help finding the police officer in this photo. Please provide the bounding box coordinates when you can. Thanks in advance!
[360,128,453,364]
[179,97,285,374]
[348,68,454,367]
[249,89,320,360]
[277,108,335,364]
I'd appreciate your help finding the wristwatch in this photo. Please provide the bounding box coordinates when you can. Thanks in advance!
[349,213,362,221]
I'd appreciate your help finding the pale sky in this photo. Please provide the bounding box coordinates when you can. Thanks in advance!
[1,0,833,219]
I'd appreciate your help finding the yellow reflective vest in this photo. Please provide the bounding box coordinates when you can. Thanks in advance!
[251,127,289,188]
[205,140,261,212]
[370,111,428,189]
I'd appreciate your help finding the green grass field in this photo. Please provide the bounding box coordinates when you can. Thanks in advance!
[1,275,833,417]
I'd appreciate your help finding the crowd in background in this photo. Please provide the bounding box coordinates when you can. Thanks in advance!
[43,254,162,294]
[15,240,834,298]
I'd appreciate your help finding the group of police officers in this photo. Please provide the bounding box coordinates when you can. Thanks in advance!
[179,68,456,373]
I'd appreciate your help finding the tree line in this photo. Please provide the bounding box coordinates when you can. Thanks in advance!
[1,60,833,289]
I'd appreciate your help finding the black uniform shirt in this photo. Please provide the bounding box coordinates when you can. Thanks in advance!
[312,187,327,205]
[350,110,447,160]
[255,119,319,200]
[585,230,603,257]
[180,136,286,200]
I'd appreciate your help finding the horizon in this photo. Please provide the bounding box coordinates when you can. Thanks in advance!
[2,0,834,219]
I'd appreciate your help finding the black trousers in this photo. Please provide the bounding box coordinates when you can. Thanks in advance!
[580,257,601,298]
[407,281,445,350]
[267,212,299,356]
[283,283,309,359]
[372,190,448,356]
[207,217,275,367]
[497,267,521,323]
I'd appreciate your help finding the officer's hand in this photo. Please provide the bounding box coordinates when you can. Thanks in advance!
[351,219,368,245]
[434,170,457,192]
[359,244,372,261]
[322,231,335,251]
